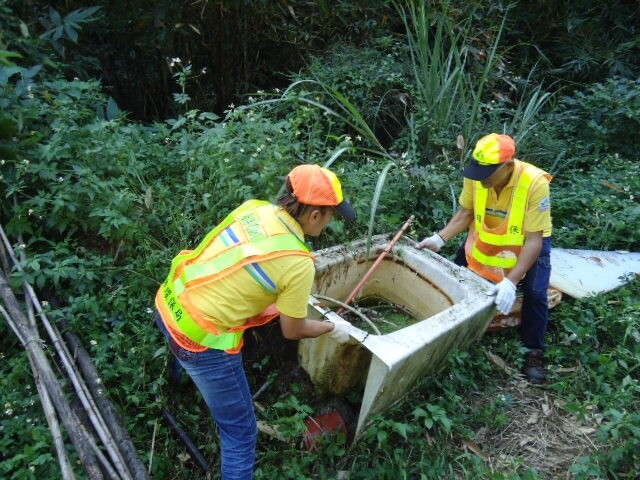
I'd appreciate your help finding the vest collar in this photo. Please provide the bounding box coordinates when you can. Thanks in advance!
[275,207,307,246]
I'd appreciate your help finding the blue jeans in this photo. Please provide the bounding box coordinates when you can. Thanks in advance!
[156,314,257,480]
[455,237,552,351]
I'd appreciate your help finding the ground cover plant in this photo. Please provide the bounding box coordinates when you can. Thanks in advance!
[1,1,639,479]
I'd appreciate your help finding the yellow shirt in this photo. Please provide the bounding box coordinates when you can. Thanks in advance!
[186,208,315,329]
[459,160,552,236]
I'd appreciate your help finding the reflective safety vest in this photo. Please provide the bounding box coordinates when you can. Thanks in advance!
[155,200,313,353]
[465,161,551,283]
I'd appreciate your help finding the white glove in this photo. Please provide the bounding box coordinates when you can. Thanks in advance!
[325,317,351,343]
[491,278,517,315]
[418,233,446,252]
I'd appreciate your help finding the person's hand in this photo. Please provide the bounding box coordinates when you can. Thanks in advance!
[491,278,516,314]
[417,233,445,252]
[325,317,351,343]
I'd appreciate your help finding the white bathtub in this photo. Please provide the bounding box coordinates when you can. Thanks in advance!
[299,234,496,440]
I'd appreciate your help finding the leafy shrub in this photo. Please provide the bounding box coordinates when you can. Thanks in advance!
[554,77,640,161]
[551,279,640,477]
[551,153,640,251]
[302,40,412,147]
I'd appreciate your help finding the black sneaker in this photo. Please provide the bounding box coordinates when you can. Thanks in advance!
[523,349,547,384]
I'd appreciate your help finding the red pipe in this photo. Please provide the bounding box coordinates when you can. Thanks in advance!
[338,215,415,314]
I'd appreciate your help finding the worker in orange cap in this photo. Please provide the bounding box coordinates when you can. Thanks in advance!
[155,164,355,479]
[419,133,552,384]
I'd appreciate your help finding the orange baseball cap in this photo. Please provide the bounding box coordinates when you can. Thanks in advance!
[463,133,516,180]
[287,164,356,220]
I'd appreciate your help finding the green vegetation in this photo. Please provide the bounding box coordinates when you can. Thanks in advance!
[1,0,639,478]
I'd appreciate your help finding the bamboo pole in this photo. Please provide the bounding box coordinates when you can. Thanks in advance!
[0,300,105,479]
[63,328,150,480]
[23,290,77,480]
[0,226,136,480]
[15,231,77,480]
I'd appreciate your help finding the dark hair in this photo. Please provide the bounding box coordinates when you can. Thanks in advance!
[277,178,331,220]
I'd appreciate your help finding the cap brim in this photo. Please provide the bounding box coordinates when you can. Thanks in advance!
[462,160,501,181]
[334,200,356,221]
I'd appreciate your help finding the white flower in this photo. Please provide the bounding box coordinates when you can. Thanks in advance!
[90,340,97,346]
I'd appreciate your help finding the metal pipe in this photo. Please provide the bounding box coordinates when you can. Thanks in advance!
[338,215,415,314]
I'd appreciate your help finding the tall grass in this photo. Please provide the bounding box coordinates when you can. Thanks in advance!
[501,76,553,145]
[394,0,507,143]
[396,1,552,155]
[395,0,474,140]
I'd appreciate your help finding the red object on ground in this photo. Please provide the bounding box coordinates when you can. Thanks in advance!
[303,411,347,450]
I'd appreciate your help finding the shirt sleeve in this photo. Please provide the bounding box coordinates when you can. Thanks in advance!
[275,256,315,318]
[459,178,474,210]
[525,177,552,236]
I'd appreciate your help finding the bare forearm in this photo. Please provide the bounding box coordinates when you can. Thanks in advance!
[279,315,333,340]
[438,208,473,242]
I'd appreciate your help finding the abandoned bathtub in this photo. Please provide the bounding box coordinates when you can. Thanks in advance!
[299,234,496,440]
